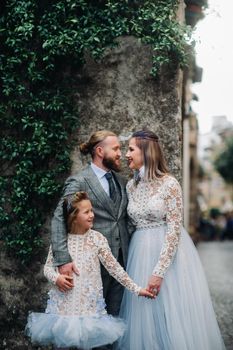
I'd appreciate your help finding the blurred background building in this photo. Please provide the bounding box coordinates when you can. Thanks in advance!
[182,0,233,241]
[198,116,233,211]
[182,0,207,241]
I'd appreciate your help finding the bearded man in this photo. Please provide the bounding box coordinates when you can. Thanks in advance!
[51,130,131,318]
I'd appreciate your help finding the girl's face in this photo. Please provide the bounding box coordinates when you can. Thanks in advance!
[126,138,144,170]
[72,199,94,234]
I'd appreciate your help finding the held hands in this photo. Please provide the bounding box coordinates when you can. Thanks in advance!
[58,261,79,276]
[139,288,155,299]
[57,262,79,292]
[147,274,163,296]
[56,274,74,292]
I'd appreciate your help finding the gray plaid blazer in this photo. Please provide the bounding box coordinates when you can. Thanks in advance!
[51,165,131,267]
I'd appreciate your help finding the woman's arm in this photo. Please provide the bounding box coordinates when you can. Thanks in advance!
[152,177,183,278]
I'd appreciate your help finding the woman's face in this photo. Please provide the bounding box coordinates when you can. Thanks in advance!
[126,138,144,170]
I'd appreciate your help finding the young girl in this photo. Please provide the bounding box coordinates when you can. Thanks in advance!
[26,191,153,349]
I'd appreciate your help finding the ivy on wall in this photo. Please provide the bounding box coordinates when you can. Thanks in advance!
[0,0,189,263]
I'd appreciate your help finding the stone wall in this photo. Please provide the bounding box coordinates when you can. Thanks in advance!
[0,35,183,350]
[71,36,183,182]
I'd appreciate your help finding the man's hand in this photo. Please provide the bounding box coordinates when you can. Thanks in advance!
[147,275,163,296]
[56,274,74,292]
[58,262,79,276]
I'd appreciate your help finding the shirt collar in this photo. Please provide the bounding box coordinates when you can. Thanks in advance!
[91,162,108,179]
[139,165,145,178]
[133,166,145,184]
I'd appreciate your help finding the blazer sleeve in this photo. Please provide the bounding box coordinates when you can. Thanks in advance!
[51,175,82,266]
[127,214,136,237]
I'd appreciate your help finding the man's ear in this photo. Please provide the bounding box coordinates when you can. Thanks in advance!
[95,145,104,158]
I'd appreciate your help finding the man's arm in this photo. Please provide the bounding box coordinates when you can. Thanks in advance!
[127,214,136,237]
[51,176,82,266]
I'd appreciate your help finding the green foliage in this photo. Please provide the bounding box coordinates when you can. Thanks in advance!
[129,1,189,75]
[214,138,233,184]
[0,0,189,263]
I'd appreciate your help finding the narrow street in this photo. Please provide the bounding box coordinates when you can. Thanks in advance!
[198,241,233,350]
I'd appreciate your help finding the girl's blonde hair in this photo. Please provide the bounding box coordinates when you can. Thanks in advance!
[79,130,117,158]
[132,130,169,180]
[63,191,90,233]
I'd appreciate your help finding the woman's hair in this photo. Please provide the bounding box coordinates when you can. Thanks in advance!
[132,130,169,180]
[79,130,117,158]
[63,191,90,233]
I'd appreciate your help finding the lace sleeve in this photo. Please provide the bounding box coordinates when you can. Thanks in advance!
[43,246,60,285]
[152,177,183,278]
[98,235,141,295]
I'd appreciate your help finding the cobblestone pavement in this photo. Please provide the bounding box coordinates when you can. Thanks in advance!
[197,240,233,350]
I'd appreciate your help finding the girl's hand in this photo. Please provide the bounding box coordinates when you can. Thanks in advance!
[56,274,74,292]
[147,275,163,296]
[139,288,155,299]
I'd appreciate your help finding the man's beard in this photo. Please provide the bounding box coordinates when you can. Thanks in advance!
[103,156,121,172]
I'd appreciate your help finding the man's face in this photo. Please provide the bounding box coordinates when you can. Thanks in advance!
[101,136,122,172]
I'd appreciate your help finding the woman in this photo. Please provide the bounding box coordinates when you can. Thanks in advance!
[116,130,225,350]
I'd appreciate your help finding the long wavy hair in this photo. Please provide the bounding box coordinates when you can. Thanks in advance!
[132,130,169,180]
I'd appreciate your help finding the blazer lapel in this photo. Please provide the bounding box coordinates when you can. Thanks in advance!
[84,166,118,218]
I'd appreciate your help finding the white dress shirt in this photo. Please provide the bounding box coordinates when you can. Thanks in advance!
[91,163,110,196]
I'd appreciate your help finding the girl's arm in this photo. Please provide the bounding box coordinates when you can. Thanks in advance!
[97,235,153,297]
[44,246,74,291]
[44,246,60,284]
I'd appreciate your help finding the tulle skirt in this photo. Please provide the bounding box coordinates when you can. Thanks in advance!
[116,225,225,350]
[26,312,126,349]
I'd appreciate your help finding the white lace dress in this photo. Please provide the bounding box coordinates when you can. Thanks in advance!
[26,229,141,349]
[116,175,225,350]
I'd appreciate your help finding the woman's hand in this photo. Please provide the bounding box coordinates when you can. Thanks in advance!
[139,288,155,299]
[56,274,74,292]
[147,275,163,296]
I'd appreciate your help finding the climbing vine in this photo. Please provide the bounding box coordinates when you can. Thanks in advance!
[0,0,189,263]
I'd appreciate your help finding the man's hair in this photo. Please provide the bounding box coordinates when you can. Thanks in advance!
[79,130,117,158]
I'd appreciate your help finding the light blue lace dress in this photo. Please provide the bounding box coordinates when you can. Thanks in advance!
[116,175,225,350]
[26,230,141,349]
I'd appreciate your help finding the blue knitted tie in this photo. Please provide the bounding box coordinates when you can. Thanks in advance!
[105,172,117,201]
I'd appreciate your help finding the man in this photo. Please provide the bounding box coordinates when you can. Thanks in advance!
[51,130,131,317]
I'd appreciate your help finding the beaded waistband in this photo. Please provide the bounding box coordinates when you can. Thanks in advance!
[136,222,166,230]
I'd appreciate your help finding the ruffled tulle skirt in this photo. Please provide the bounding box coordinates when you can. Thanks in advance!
[116,225,225,350]
[26,312,126,349]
